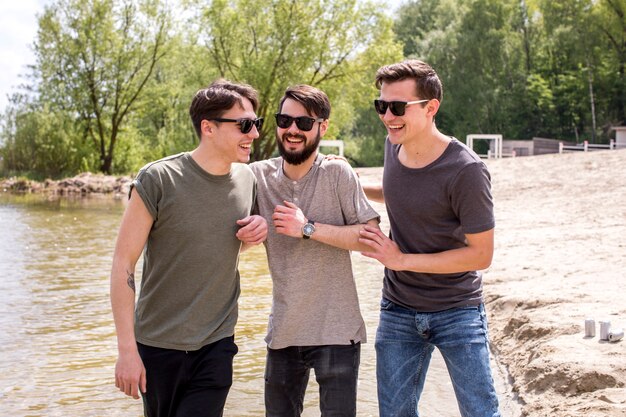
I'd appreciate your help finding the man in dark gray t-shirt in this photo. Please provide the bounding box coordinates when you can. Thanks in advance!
[360,60,501,417]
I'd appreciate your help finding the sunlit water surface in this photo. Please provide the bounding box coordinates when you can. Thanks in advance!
[0,193,513,416]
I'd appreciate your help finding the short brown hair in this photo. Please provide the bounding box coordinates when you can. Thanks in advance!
[278,84,331,119]
[375,60,443,102]
[189,79,259,138]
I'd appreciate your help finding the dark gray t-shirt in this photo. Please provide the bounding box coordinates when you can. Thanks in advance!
[131,153,256,350]
[382,138,494,312]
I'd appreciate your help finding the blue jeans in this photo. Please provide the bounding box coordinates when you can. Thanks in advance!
[375,298,500,417]
[265,344,360,417]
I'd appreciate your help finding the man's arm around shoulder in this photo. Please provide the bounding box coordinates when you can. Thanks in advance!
[361,182,384,204]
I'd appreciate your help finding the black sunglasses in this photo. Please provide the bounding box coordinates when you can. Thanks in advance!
[209,117,263,134]
[373,99,429,116]
[275,114,324,131]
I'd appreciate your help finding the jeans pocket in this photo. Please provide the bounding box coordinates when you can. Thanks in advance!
[380,297,393,311]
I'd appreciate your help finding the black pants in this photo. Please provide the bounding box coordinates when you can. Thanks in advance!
[138,336,238,417]
[264,343,361,417]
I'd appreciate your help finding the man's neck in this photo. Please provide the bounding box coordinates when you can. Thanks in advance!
[399,126,451,169]
[282,152,318,181]
[191,145,232,176]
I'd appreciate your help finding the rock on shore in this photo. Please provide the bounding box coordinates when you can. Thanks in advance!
[0,172,132,197]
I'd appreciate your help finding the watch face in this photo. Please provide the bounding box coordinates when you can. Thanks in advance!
[303,223,315,236]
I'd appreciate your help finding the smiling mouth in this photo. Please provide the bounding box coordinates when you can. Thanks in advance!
[387,124,404,130]
[239,143,252,150]
[285,136,304,144]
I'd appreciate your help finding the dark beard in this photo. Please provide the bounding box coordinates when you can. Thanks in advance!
[276,127,321,165]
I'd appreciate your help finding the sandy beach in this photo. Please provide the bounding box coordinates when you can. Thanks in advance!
[358,148,626,417]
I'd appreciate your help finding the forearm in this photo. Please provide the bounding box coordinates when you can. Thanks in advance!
[110,260,139,353]
[312,219,380,252]
[362,183,384,203]
[396,245,493,274]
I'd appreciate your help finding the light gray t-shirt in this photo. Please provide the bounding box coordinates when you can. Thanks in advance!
[132,152,256,351]
[382,138,495,312]
[250,154,379,349]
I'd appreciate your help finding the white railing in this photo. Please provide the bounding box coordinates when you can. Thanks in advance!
[488,149,516,158]
[467,134,502,159]
[320,139,344,157]
[559,139,616,153]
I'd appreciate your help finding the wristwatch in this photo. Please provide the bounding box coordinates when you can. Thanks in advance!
[302,220,316,239]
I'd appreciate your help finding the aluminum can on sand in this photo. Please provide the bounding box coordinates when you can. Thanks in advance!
[608,328,624,342]
[584,318,595,337]
[599,321,611,341]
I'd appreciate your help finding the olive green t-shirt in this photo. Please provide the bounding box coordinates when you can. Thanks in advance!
[131,152,256,351]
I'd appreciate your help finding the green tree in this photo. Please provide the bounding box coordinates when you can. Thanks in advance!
[396,0,528,141]
[341,15,404,166]
[594,0,626,125]
[0,96,95,177]
[195,0,401,161]
[393,0,623,144]
[131,37,210,162]
[32,0,172,174]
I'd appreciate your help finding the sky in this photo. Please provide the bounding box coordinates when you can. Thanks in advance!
[0,0,52,112]
[0,0,404,114]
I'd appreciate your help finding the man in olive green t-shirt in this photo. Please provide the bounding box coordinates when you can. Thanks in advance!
[110,80,268,417]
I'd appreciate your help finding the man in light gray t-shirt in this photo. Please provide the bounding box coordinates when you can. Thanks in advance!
[250,85,379,417]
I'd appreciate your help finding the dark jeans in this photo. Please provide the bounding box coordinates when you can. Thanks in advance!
[138,336,238,417]
[264,343,361,417]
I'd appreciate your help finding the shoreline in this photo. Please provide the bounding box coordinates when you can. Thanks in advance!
[0,172,132,197]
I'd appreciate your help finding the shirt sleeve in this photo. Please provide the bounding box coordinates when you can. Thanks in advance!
[450,161,495,234]
[333,161,380,225]
[130,166,161,221]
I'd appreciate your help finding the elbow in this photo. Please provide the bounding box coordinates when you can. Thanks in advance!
[363,184,384,203]
[467,242,493,271]
[477,259,492,271]
[475,250,493,270]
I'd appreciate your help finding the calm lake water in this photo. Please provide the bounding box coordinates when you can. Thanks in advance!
[0,193,513,416]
